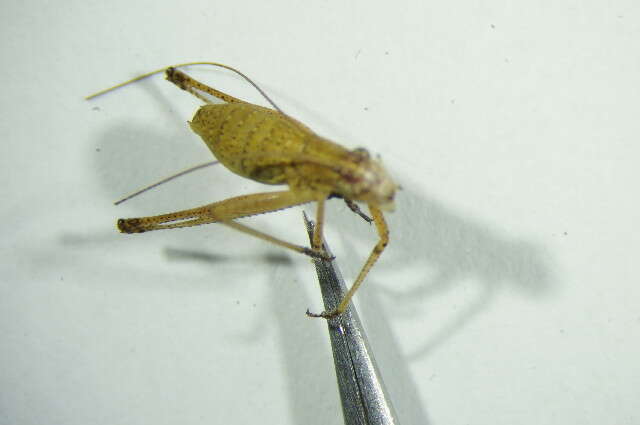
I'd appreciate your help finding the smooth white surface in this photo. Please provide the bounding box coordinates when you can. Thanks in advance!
[1,1,639,424]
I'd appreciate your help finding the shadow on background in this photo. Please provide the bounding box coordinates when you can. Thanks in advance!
[81,76,555,425]
[363,187,554,360]
[155,248,345,425]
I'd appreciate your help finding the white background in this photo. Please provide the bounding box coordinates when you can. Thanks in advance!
[1,1,639,424]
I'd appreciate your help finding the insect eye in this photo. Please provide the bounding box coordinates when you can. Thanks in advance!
[352,147,370,159]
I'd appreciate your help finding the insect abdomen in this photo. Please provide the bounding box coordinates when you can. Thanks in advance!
[190,103,309,184]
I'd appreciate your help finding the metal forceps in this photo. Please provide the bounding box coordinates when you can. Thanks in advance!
[303,213,399,425]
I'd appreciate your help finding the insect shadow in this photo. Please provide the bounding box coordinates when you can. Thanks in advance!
[351,185,554,359]
[91,61,555,305]
[88,69,554,425]
[89,67,555,335]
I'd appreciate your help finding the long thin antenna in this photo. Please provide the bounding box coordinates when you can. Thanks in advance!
[86,61,283,112]
[114,161,219,205]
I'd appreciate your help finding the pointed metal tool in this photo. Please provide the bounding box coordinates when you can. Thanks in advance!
[303,212,399,425]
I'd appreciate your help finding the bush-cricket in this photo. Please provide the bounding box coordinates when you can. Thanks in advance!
[87,62,398,318]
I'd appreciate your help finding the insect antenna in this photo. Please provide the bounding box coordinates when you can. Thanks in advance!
[114,161,219,205]
[86,61,284,113]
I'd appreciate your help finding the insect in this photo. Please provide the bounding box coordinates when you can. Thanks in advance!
[87,62,398,318]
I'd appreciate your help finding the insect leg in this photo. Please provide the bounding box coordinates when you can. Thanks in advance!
[307,205,389,318]
[86,62,284,113]
[343,199,373,223]
[312,198,326,251]
[118,190,312,232]
[221,220,328,260]
[165,67,246,105]
[118,190,330,259]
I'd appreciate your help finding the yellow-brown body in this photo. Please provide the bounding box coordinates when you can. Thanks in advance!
[191,103,395,207]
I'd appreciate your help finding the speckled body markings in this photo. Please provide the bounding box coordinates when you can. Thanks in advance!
[193,103,321,185]
[190,102,387,201]
[87,62,398,318]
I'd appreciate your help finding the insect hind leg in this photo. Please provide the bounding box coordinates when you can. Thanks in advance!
[165,67,246,104]
[117,190,333,260]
